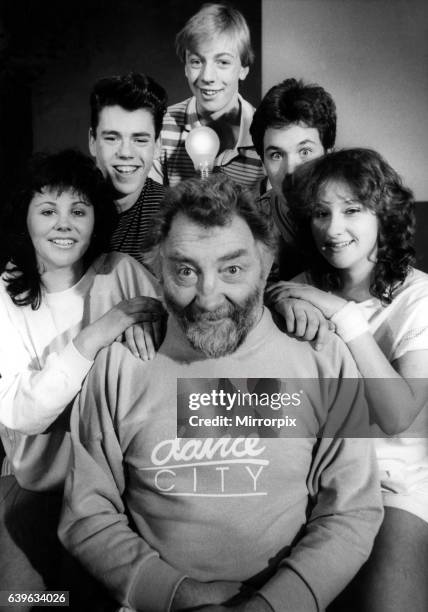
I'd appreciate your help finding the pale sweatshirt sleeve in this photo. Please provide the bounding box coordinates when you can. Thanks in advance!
[259,343,384,612]
[59,344,186,612]
[0,287,93,435]
[0,253,158,436]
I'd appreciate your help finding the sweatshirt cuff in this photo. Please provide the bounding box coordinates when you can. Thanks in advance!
[63,340,94,389]
[259,566,318,612]
[128,555,187,612]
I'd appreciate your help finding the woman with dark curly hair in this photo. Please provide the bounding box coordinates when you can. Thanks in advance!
[0,149,162,597]
[267,148,428,612]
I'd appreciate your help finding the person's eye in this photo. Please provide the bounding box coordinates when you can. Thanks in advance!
[189,58,201,67]
[312,208,328,219]
[299,148,314,159]
[177,266,196,280]
[72,209,86,217]
[223,265,241,277]
[40,209,55,216]
[103,135,117,143]
[217,59,231,67]
[345,206,362,215]
[134,138,150,145]
[269,151,282,161]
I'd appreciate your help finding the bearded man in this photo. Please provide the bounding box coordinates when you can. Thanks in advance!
[59,175,383,612]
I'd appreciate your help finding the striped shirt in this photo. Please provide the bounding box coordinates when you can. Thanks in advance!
[109,178,165,265]
[149,95,265,190]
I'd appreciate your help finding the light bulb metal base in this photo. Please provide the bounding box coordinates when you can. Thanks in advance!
[197,161,212,179]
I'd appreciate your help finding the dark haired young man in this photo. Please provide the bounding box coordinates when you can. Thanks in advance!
[250,78,336,279]
[89,72,167,264]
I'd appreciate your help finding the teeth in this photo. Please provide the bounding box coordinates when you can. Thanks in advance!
[51,239,75,246]
[201,90,220,96]
[115,166,139,174]
[327,241,353,248]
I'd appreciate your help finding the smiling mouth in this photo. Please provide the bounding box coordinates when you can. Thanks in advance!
[323,240,355,251]
[113,165,141,174]
[49,239,76,247]
[199,89,222,97]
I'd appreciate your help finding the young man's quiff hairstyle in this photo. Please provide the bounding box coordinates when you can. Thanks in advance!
[175,3,254,67]
[250,78,337,158]
[90,72,168,138]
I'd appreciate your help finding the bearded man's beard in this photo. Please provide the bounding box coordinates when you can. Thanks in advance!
[164,286,263,358]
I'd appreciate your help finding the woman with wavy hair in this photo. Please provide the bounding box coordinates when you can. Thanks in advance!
[267,148,428,611]
[0,149,162,598]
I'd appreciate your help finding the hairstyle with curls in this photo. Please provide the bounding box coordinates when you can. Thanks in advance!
[145,174,277,260]
[175,3,254,68]
[90,72,167,138]
[250,78,337,159]
[0,149,118,309]
[287,148,415,304]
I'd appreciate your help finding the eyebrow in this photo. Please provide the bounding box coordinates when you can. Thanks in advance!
[317,198,361,205]
[100,130,152,137]
[187,51,236,59]
[265,139,318,152]
[33,199,91,207]
[168,248,250,266]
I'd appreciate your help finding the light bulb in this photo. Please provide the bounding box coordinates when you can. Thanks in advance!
[185,126,220,179]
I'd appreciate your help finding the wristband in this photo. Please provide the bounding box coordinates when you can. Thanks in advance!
[330,301,369,343]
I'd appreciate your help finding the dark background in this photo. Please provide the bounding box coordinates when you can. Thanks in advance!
[0,0,426,270]
[0,0,261,195]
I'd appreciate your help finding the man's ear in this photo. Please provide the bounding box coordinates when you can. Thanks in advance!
[184,62,190,81]
[258,243,275,281]
[88,127,96,157]
[239,65,249,82]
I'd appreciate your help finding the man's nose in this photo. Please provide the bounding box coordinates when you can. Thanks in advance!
[286,156,299,176]
[118,138,133,158]
[196,273,223,310]
[200,61,215,83]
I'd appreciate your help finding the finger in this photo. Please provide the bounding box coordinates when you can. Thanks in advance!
[124,326,139,358]
[130,324,148,361]
[266,287,291,303]
[314,318,331,351]
[293,309,308,337]
[283,304,297,333]
[265,281,288,292]
[130,311,163,325]
[125,296,166,314]
[138,322,156,361]
[303,313,321,342]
